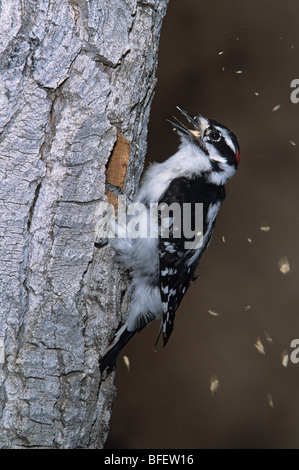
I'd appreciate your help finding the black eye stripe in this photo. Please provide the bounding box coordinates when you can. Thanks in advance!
[211,141,238,168]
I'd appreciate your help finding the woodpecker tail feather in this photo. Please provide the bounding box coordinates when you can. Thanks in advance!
[99,324,135,376]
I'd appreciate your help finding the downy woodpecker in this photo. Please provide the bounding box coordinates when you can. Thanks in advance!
[99,107,240,374]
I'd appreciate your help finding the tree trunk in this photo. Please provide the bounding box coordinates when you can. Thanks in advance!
[0,0,167,448]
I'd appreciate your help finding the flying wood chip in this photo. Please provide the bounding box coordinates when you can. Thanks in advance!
[254,337,265,354]
[260,225,271,232]
[264,331,273,344]
[278,257,290,274]
[123,355,130,372]
[208,309,219,317]
[267,393,274,408]
[210,376,219,395]
[281,350,289,367]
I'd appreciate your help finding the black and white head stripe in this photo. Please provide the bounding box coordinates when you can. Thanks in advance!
[167,109,240,171]
[206,119,239,151]
[205,119,240,167]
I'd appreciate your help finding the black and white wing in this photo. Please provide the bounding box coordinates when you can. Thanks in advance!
[157,177,203,346]
[159,237,197,347]
[156,175,225,346]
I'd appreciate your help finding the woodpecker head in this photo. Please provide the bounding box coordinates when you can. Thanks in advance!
[168,107,240,185]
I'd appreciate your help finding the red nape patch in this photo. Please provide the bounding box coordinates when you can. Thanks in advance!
[236,151,240,166]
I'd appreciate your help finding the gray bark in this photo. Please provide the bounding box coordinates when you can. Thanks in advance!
[0,0,167,448]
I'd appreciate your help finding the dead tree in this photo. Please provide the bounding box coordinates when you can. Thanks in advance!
[0,0,168,448]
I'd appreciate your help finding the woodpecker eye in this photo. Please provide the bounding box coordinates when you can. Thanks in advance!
[205,129,222,142]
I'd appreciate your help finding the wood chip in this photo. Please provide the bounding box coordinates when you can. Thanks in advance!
[267,393,274,408]
[278,256,290,274]
[281,350,289,367]
[208,309,219,317]
[260,225,270,232]
[123,355,130,372]
[210,376,219,395]
[189,129,201,138]
[254,337,265,354]
[264,331,273,344]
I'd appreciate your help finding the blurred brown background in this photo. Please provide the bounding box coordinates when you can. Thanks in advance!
[106,0,299,449]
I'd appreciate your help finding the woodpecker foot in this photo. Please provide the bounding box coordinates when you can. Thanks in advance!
[106,182,125,198]
[94,238,108,248]
[105,182,133,203]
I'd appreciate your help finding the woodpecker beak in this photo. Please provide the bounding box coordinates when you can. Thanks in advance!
[167,106,202,140]
[167,107,209,155]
